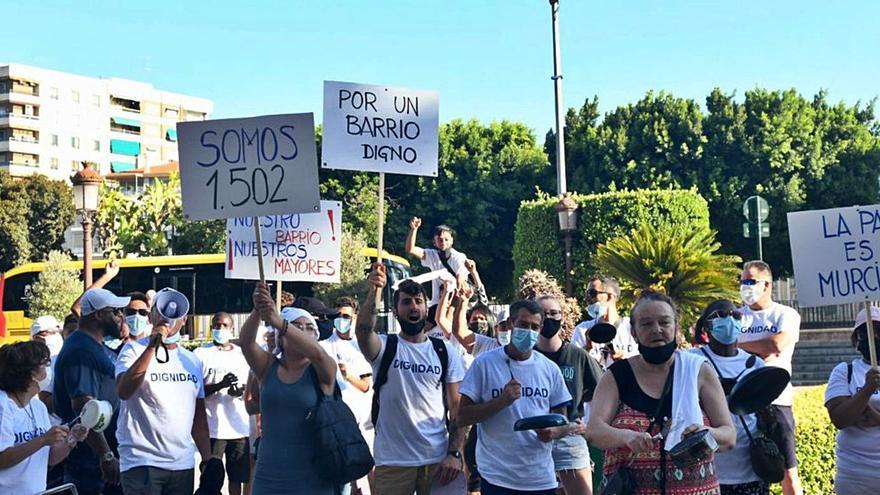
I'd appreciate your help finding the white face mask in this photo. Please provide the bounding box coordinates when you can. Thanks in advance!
[587,302,607,319]
[44,333,64,356]
[740,283,764,306]
[497,330,511,346]
[37,368,52,391]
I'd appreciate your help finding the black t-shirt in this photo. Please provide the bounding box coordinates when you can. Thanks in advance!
[536,343,604,420]
[609,359,673,420]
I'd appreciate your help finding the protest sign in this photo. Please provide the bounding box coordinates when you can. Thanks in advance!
[321,80,439,177]
[787,203,880,307]
[177,113,321,221]
[225,201,342,283]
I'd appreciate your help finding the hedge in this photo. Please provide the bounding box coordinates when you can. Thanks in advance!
[513,188,710,297]
[770,385,836,495]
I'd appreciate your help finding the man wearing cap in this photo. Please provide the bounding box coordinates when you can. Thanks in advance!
[194,312,252,495]
[572,275,637,369]
[737,260,803,495]
[293,296,338,340]
[54,288,130,495]
[115,288,212,495]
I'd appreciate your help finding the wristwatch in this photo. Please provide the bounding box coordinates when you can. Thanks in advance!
[447,450,462,460]
[101,451,116,463]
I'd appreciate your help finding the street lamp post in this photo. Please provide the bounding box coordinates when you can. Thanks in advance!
[549,0,567,195]
[555,193,579,296]
[71,162,102,291]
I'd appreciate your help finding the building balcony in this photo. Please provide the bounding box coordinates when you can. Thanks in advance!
[0,114,40,130]
[0,138,41,154]
[0,161,41,177]
[0,92,40,106]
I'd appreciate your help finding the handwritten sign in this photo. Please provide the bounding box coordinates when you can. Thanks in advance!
[225,201,342,283]
[322,81,439,177]
[788,204,880,307]
[177,113,321,220]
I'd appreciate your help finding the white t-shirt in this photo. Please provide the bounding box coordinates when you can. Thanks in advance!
[320,333,374,428]
[572,316,638,368]
[689,347,765,485]
[473,333,501,357]
[370,334,465,467]
[421,248,468,306]
[115,339,206,472]
[738,303,800,406]
[825,359,880,477]
[193,344,251,440]
[0,391,51,495]
[460,347,571,491]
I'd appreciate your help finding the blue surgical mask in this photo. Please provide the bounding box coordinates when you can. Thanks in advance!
[103,336,123,350]
[125,314,151,338]
[711,316,742,345]
[163,332,181,345]
[587,302,607,319]
[212,328,231,345]
[511,327,538,353]
[334,317,352,335]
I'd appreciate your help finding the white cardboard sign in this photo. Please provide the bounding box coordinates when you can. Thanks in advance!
[225,201,342,283]
[177,113,321,221]
[321,80,439,177]
[787,203,880,307]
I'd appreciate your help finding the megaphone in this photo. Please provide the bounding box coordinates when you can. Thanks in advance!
[152,288,190,324]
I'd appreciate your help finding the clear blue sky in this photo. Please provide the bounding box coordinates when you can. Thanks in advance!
[9,0,879,136]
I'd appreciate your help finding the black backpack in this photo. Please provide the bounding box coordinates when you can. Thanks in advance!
[371,334,449,427]
[307,367,374,484]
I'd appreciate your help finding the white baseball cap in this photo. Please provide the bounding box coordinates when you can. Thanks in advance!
[80,288,131,316]
[30,315,61,336]
[854,306,880,329]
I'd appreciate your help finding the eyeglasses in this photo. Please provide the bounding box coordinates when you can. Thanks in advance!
[586,289,610,298]
[740,279,768,286]
[707,309,742,320]
[125,308,149,317]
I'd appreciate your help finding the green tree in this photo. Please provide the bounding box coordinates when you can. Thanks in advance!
[594,224,742,335]
[172,219,226,255]
[0,195,30,272]
[385,119,553,297]
[312,227,371,304]
[27,250,82,320]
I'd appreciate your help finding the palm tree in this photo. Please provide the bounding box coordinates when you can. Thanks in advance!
[594,223,741,337]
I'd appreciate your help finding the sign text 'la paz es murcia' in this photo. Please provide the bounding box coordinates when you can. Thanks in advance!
[177,113,321,221]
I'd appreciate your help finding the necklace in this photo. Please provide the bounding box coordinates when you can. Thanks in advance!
[12,393,37,432]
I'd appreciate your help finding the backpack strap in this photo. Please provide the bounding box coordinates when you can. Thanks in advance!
[848,362,853,384]
[308,365,341,405]
[370,335,399,428]
[700,347,725,378]
[428,337,450,424]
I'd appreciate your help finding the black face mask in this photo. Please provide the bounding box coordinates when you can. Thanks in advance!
[857,339,880,363]
[469,321,489,334]
[540,318,562,339]
[639,340,677,364]
[399,318,426,336]
[317,319,334,340]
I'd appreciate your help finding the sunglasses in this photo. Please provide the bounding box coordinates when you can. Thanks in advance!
[707,309,742,320]
[125,308,149,317]
[740,279,767,286]
[586,289,610,297]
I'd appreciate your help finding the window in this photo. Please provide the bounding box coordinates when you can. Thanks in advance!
[51,134,59,146]
[164,108,179,119]
[93,140,101,152]
[0,81,7,92]
[71,90,80,103]
[92,94,101,107]
[50,87,59,100]
[0,129,5,139]
[50,158,59,170]
[71,136,80,149]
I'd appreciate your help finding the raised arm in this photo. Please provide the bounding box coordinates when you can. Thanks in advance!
[451,294,476,353]
[253,282,336,394]
[464,259,489,306]
[239,306,274,381]
[70,259,120,316]
[405,216,425,259]
[356,263,385,362]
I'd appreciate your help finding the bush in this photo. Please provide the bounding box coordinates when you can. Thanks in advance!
[513,188,710,300]
[27,251,82,320]
[769,385,836,495]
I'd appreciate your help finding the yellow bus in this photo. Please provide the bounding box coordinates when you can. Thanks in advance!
[1,249,411,344]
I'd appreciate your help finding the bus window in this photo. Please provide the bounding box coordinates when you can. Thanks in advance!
[2,272,38,313]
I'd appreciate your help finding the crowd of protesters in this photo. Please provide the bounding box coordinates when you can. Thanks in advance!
[0,218,876,495]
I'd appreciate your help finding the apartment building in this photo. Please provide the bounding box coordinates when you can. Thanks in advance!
[0,63,212,181]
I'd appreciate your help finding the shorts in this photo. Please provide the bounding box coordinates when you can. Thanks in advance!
[720,481,770,495]
[374,464,438,495]
[211,437,251,483]
[551,434,590,471]
[767,405,798,469]
[480,478,556,495]
[836,469,880,495]
[121,467,194,495]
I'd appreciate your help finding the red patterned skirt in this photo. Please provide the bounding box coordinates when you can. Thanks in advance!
[602,404,720,495]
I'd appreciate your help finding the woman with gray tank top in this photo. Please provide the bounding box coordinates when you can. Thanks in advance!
[239,282,337,495]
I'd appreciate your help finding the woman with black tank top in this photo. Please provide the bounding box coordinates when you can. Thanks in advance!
[586,291,736,495]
